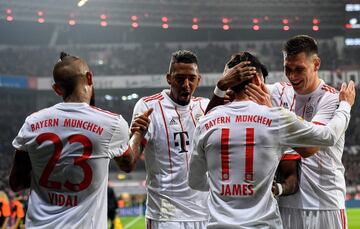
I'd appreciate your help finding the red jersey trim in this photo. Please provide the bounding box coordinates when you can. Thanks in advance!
[279,85,286,107]
[221,128,230,181]
[143,93,163,102]
[90,106,118,116]
[290,94,296,111]
[159,101,173,175]
[312,121,325,126]
[321,84,337,94]
[281,153,301,161]
[121,145,132,158]
[189,106,197,127]
[199,100,205,114]
[141,138,148,148]
[245,128,254,181]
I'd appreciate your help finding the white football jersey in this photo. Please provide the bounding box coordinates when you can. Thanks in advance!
[132,89,209,221]
[269,80,347,210]
[188,100,351,228]
[13,102,129,229]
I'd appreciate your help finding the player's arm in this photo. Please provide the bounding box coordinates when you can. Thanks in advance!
[246,82,334,158]
[114,108,153,173]
[279,81,355,155]
[205,61,255,113]
[9,150,32,192]
[273,159,299,196]
[188,125,209,191]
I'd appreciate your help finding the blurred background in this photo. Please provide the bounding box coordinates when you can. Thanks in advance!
[0,0,359,228]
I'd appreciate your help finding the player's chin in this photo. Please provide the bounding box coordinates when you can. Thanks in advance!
[178,96,191,105]
[176,92,190,104]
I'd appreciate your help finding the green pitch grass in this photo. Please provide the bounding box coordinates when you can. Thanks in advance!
[115,216,145,229]
[117,209,360,229]
[348,208,360,229]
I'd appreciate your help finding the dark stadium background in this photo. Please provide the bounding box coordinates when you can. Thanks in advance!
[0,0,359,228]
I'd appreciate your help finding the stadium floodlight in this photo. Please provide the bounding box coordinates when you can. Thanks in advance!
[192,24,199,30]
[131,22,139,28]
[350,18,358,25]
[77,0,88,7]
[223,24,230,30]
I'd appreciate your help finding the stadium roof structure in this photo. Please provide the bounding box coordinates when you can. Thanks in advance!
[0,0,346,30]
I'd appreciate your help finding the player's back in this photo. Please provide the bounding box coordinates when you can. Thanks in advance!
[14,102,127,229]
[200,101,284,228]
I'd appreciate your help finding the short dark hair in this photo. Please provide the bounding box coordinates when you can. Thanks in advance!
[283,35,318,57]
[226,52,268,93]
[168,50,199,73]
[53,52,87,100]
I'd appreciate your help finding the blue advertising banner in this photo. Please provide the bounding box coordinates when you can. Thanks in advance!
[0,75,29,88]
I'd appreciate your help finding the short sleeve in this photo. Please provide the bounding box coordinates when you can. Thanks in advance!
[12,118,31,152]
[108,116,130,158]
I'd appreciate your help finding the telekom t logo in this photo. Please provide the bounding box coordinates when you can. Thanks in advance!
[174,131,189,153]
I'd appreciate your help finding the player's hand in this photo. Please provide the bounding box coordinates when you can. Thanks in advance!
[224,90,235,104]
[131,108,153,136]
[339,80,356,106]
[217,61,257,90]
[245,81,272,107]
[272,180,279,196]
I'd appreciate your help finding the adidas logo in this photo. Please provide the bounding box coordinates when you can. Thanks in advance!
[283,102,289,109]
[169,118,178,125]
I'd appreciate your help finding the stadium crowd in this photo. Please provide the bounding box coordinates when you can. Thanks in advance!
[0,39,355,77]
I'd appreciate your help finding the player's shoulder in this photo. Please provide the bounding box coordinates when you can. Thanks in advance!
[141,92,164,104]
[273,81,292,89]
[192,96,209,109]
[316,83,339,106]
[268,82,294,95]
[192,96,209,103]
[89,105,120,118]
[25,105,56,122]
[320,83,338,95]
[204,103,227,118]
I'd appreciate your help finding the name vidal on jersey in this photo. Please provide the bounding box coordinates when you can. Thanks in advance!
[30,118,104,136]
[205,115,272,130]
[220,183,254,196]
[48,192,78,207]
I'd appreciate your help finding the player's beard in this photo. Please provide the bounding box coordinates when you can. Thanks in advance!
[90,86,95,106]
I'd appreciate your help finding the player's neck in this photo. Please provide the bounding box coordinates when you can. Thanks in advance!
[233,92,251,102]
[64,92,90,104]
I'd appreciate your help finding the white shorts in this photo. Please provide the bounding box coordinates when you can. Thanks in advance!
[280,207,347,229]
[146,218,208,229]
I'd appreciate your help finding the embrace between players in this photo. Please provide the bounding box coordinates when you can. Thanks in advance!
[10,35,355,229]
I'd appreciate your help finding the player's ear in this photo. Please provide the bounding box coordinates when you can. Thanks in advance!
[166,73,171,85]
[313,56,321,71]
[52,83,63,97]
[253,73,262,86]
[85,71,93,86]
[196,74,201,86]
